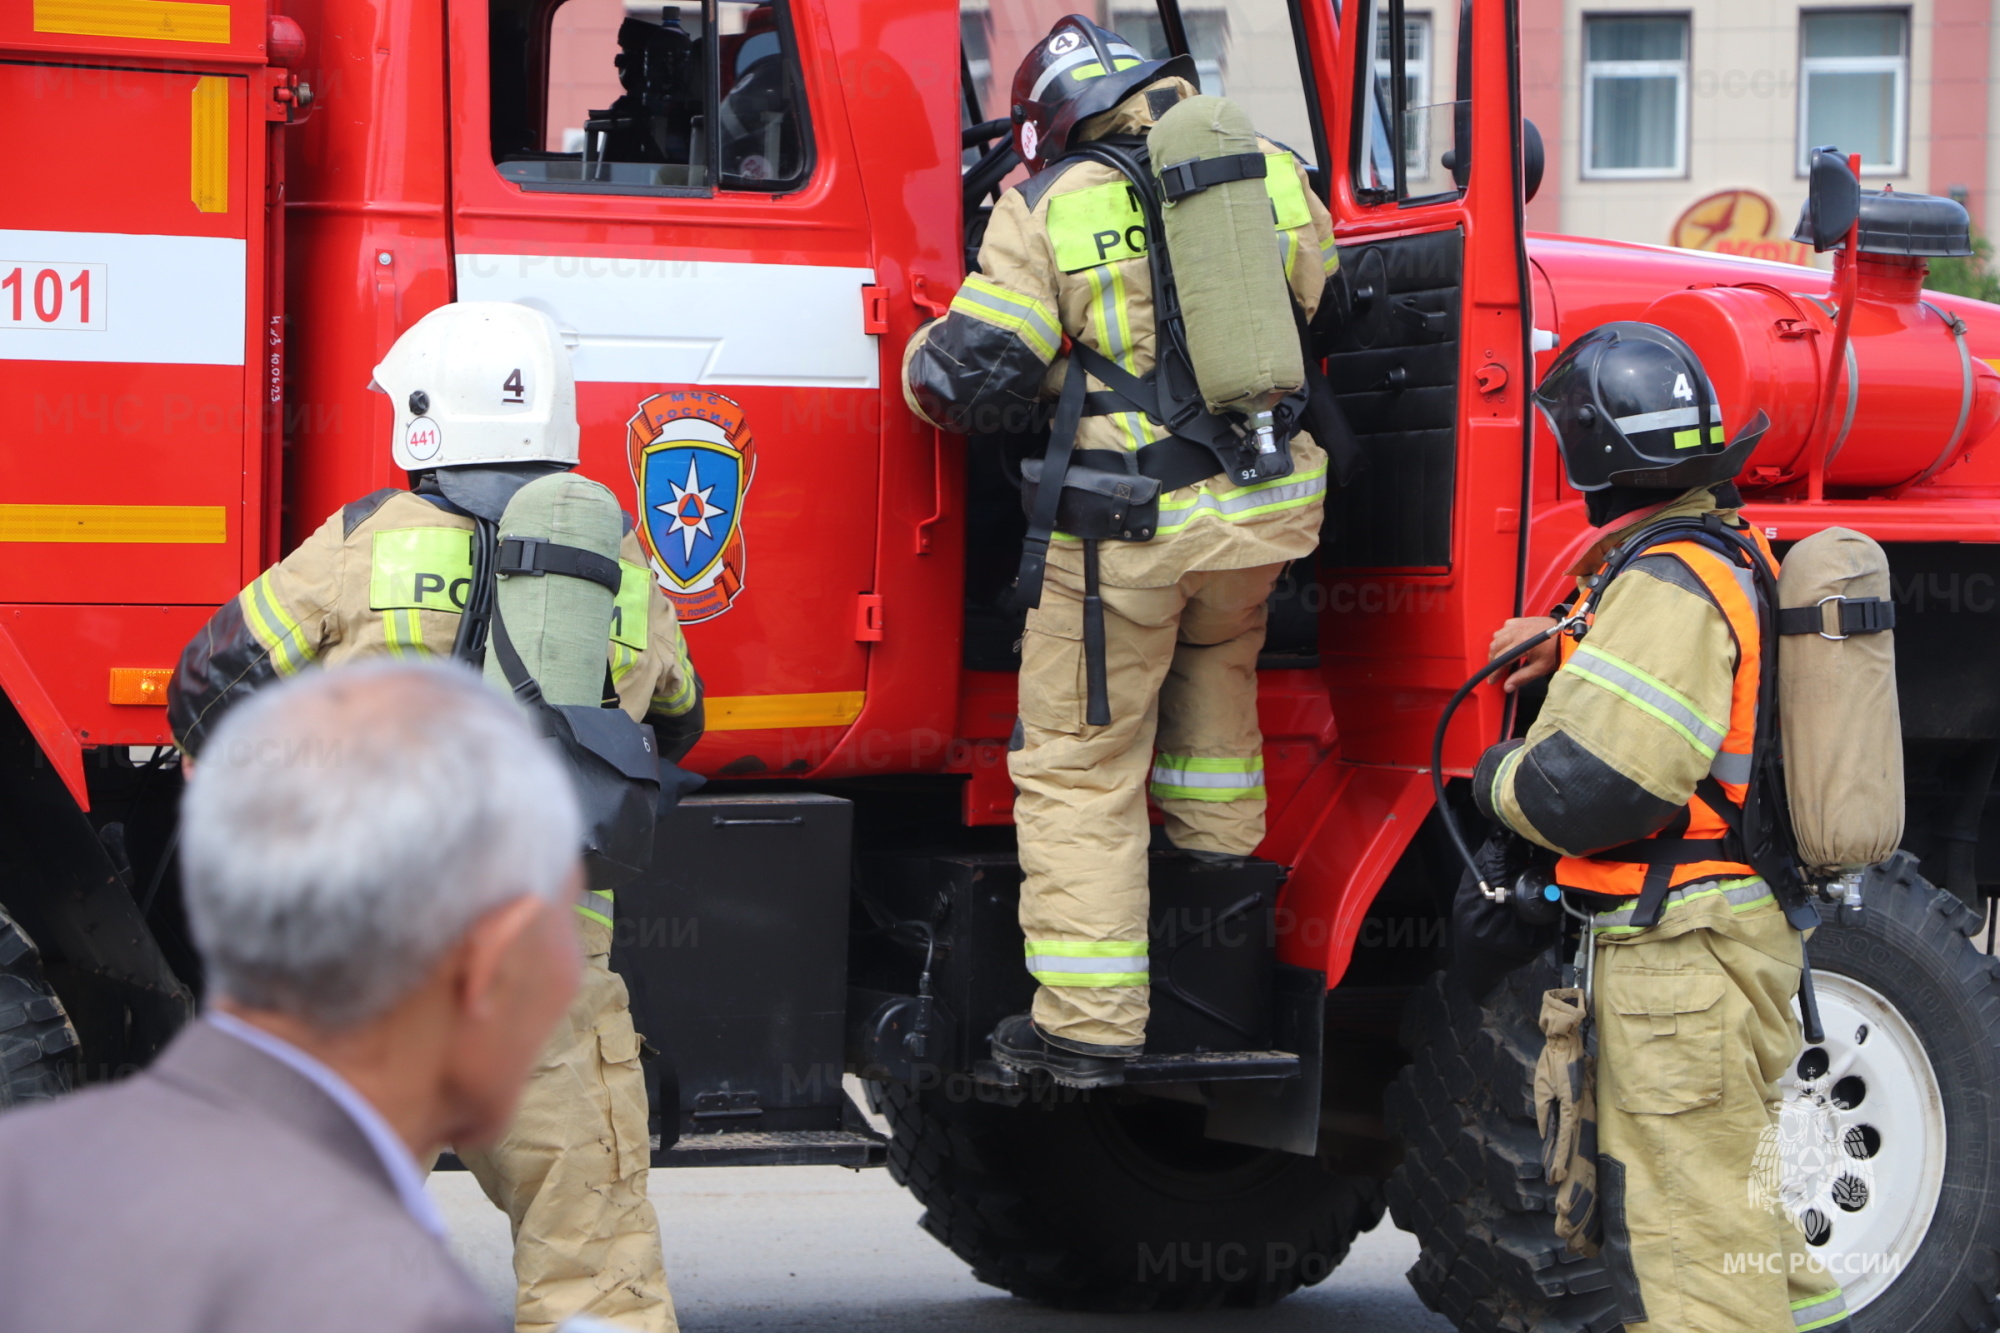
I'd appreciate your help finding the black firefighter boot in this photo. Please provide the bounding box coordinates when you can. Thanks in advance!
[990,1013,1137,1088]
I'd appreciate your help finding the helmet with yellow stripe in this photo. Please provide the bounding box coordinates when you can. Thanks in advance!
[1008,14,1195,172]
[1535,321,1769,493]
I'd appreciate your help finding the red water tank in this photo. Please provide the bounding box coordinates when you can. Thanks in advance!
[1643,251,2000,491]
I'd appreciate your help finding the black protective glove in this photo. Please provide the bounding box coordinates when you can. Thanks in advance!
[1450,831,1562,1002]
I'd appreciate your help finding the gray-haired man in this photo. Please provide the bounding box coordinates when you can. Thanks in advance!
[0,662,584,1333]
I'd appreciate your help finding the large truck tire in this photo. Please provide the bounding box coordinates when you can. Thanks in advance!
[866,1076,1386,1310]
[0,903,79,1110]
[1386,852,2000,1333]
[1385,957,1615,1332]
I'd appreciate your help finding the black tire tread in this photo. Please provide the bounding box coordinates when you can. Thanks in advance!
[0,902,78,1110]
[868,1076,1386,1311]
[1386,961,1620,1333]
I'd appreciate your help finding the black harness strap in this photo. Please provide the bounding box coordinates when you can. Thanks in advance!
[1082,541,1110,727]
[1011,355,1090,613]
[1071,341,1166,422]
[1156,151,1266,201]
[1067,442,1227,493]
[497,536,623,595]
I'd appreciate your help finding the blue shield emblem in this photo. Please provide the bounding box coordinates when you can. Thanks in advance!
[641,438,745,590]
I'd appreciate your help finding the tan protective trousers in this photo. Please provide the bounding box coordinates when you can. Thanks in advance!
[458,917,676,1332]
[1593,894,1847,1333]
[1009,558,1282,1050]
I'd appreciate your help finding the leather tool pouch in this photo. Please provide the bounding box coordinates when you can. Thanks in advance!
[1533,986,1603,1258]
[1019,457,1162,543]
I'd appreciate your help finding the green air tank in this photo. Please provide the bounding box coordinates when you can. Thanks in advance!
[1148,95,1304,427]
[485,472,622,707]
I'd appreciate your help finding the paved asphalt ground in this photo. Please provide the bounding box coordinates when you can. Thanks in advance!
[429,1164,1453,1333]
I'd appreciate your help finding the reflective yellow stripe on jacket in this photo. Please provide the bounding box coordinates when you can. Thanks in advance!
[949,274,1060,362]
[239,570,317,676]
[610,560,649,687]
[1154,461,1329,536]
[578,886,616,929]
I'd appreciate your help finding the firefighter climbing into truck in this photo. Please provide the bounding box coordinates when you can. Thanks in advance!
[904,14,1343,1090]
[6,1,2000,1331]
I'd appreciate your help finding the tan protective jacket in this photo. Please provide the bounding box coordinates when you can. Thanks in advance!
[1473,489,1766,912]
[169,488,699,756]
[904,77,1338,588]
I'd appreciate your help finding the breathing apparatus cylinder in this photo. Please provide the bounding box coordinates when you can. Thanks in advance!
[1777,526,1904,874]
[484,472,623,707]
[1147,95,1303,456]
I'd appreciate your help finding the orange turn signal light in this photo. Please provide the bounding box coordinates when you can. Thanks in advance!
[109,668,174,706]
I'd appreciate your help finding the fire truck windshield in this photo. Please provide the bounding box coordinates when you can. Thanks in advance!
[490,0,811,197]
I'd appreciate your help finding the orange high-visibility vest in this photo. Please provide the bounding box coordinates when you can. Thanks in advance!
[1552,526,1778,898]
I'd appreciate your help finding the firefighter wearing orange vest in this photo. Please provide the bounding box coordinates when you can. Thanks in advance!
[1476,324,1849,1333]
[902,16,1337,1086]
[168,304,696,1333]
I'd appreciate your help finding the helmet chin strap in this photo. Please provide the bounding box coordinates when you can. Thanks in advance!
[1582,486,1671,530]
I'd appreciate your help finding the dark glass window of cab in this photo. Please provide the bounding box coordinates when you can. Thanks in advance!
[490,0,812,196]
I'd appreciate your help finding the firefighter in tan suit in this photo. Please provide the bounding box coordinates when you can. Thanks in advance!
[169,304,694,1333]
[904,18,1336,1085]
[1475,324,1848,1333]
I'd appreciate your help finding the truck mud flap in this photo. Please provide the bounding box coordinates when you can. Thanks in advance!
[851,849,1328,1154]
[611,792,854,1160]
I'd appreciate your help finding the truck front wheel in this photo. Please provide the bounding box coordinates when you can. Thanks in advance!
[867,1075,1385,1310]
[1387,854,2000,1333]
[0,903,79,1110]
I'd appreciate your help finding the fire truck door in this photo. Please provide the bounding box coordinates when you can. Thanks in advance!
[0,44,268,750]
[448,0,881,771]
[1310,0,1532,769]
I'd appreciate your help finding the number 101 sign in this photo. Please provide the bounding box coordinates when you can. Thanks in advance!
[2,262,106,331]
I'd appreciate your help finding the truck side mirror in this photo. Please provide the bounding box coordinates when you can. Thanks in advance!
[1796,147,1860,252]
[1522,120,1545,203]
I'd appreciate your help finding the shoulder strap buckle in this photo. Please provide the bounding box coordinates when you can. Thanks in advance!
[1776,594,1896,641]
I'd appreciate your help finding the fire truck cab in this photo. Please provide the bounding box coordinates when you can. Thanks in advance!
[5,1,2000,1328]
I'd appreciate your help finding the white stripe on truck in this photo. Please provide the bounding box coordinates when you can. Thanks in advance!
[455,254,880,390]
[0,229,245,366]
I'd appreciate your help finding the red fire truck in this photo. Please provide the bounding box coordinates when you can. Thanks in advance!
[4,0,1999,1327]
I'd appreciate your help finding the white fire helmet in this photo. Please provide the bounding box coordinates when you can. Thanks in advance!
[372,302,580,470]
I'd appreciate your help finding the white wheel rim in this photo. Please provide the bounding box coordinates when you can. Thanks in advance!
[1772,971,1948,1311]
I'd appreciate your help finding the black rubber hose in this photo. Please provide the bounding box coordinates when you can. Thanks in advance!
[1431,623,1566,896]
[962,117,1012,150]
[961,139,1021,213]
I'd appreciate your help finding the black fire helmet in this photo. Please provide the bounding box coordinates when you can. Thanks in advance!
[1009,15,1196,172]
[1534,321,1769,493]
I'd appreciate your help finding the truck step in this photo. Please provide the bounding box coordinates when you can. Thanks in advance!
[973,1049,1300,1089]
[652,1128,887,1169]
[1125,1050,1301,1083]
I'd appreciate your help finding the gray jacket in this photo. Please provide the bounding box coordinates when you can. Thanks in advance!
[0,1020,501,1333]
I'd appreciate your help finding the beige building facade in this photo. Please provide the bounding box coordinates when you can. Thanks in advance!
[1517,0,1996,255]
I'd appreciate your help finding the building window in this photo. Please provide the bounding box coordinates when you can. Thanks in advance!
[960,8,991,97]
[1376,11,1433,179]
[1798,9,1908,176]
[1111,6,1229,96]
[1581,13,1689,179]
